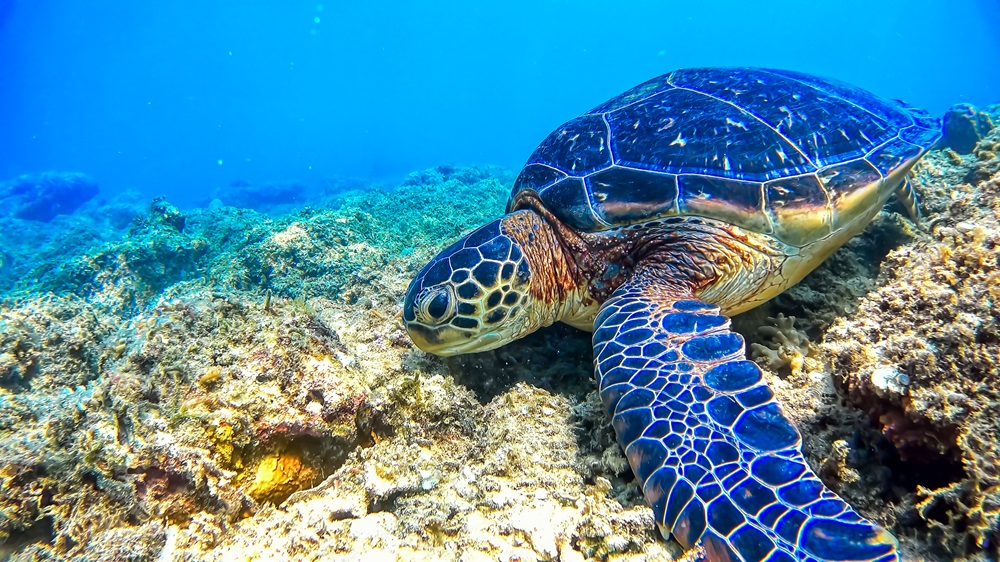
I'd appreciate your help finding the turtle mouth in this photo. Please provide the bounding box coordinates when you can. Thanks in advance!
[406,322,508,356]
[446,333,505,356]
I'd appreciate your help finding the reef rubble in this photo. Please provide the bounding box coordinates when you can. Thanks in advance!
[0,105,998,561]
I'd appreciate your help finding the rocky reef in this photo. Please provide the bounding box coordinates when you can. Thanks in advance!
[940,103,996,155]
[742,104,1000,560]
[819,116,1000,558]
[0,172,99,223]
[0,106,998,562]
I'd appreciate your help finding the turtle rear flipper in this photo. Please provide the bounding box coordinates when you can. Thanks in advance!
[894,176,922,225]
[593,268,898,561]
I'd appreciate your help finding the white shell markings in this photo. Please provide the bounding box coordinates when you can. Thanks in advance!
[725,117,748,131]
[778,105,794,129]
[656,117,676,132]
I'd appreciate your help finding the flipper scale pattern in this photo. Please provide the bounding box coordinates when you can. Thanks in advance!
[593,272,899,562]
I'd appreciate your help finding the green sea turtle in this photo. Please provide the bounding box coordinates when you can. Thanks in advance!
[403,67,940,561]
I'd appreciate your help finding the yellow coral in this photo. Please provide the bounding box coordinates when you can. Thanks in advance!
[751,314,810,376]
[199,365,223,385]
[245,445,318,504]
[211,421,235,467]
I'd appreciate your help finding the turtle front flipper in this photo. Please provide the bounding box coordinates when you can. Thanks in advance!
[594,269,898,562]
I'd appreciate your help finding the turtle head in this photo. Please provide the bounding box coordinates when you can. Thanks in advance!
[404,212,557,356]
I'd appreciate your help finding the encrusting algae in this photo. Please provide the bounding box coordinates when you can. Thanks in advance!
[0,104,998,560]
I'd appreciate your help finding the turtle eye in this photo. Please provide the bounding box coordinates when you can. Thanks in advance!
[415,286,455,325]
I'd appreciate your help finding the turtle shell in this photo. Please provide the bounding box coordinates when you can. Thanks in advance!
[508,67,942,247]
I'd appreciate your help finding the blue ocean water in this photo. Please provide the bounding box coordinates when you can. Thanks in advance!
[0,0,998,207]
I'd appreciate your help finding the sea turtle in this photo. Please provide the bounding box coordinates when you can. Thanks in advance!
[403,67,941,561]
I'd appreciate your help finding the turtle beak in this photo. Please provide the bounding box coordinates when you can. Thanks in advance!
[406,322,505,356]
[405,322,453,355]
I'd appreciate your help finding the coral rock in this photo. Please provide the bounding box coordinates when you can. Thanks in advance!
[0,171,99,222]
[941,103,996,154]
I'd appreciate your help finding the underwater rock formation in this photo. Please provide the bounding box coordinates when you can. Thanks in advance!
[940,103,996,154]
[0,172,99,222]
[206,180,309,212]
[0,150,997,561]
[0,189,143,294]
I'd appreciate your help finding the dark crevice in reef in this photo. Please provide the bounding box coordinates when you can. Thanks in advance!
[244,431,359,506]
[443,323,593,404]
[0,515,55,557]
[354,401,394,448]
[367,486,420,515]
[882,439,966,493]
[869,207,917,260]
[845,391,965,493]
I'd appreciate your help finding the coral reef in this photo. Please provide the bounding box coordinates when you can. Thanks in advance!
[818,128,1000,557]
[0,172,99,222]
[740,120,1000,559]
[0,189,144,294]
[0,141,997,562]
